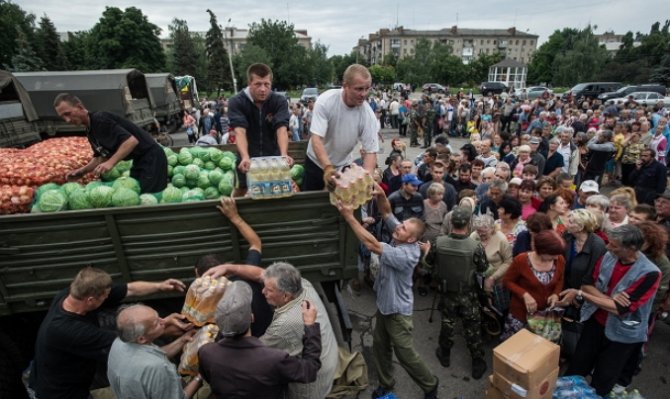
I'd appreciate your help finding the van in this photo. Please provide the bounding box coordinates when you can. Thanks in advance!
[562,82,622,102]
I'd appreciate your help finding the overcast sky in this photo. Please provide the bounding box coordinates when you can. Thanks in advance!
[16,0,665,56]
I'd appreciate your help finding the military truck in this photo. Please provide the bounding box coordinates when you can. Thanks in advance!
[14,69,156,135]
[0,70,42,148]
[175,75,199,110]
[145,73,182,128]
[0,141,358,398]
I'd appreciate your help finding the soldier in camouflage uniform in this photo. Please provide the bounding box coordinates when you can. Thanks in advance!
[422,101,435,149]
[425,206,489,380]
[408,102,424,147]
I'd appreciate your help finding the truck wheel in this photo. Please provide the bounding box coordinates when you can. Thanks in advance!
[0,331,29,399]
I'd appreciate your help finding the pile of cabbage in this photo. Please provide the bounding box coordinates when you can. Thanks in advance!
[31,146,306,213]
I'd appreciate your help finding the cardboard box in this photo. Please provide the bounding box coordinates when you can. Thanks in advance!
[492,329,560,391]
[492,367,559,399]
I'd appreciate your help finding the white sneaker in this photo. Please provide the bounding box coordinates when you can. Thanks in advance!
[611,383,627,394]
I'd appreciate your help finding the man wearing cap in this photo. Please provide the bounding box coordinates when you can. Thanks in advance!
[198,281,322,399]
[528,136,546,179]
[336,184,439,399]
[107,305,202,399]
[573,180,600,209]
[629,148,667,206]
[389,173,425,222]
[426,206,489,380]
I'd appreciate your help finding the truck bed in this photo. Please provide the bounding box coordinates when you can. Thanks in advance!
[0,191,358,316]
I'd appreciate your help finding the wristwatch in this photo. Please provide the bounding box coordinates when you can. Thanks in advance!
[575,289,584,302]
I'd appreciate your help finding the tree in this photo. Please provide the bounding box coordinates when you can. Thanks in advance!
[62,31,92,70]
[205,9,231,94]
[467,52,503,85]
[368,64,396,84]
[329,52,358,84]
[10,26,43,71]
[168,18,199,77]
[305,42,333,86]
[247,19,306,89]
[651,42,670,86]
[87,7,165,72]
[35,15,67,70]
[233,44,272,89]
[0,0,36,68]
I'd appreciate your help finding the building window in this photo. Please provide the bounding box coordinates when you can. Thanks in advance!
[487,39,490,44]
[480,39,484,45]
[411,39,414,44]
[404,48,407,54]
[486,48,489,54]
[404,39,407,45]
[530,40,534,46]
[493,40,497,44]
[516,39,519,45]
[522,39,526,45]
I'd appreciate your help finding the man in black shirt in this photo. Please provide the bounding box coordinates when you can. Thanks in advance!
[29,267,187,399]
[54,93,168,193]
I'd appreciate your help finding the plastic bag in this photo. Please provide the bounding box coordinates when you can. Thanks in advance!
[182,276,229,326]
[527,308,564,343]
[178,324,219,375]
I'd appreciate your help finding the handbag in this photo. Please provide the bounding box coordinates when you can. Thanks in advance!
[186,126,194,136]
[527,308,564,343]
[560,307,584,360]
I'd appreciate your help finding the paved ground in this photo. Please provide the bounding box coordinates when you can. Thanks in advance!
[169,119,670,399]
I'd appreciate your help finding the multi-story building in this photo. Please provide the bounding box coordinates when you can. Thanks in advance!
[158,27,312,55]
[595,31,641,55]
[354,26,538,65]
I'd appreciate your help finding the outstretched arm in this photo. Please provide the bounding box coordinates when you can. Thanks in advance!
[217,197,261,252]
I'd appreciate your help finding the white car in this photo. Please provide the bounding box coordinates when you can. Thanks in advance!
[514,86,553,99]
[610,91,669,107]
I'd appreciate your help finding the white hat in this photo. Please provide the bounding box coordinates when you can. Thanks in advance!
[579,180,599,194]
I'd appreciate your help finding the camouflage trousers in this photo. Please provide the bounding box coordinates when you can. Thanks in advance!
[438,291,484,359]
[409,127,419,145]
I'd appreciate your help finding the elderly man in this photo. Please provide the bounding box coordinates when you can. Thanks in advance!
[203,262,338,399]
[29,267,187,399]
[302,64,379,191]
[198,281,322,398]
[337,184,439,399]
[557,126,580,179]
[107,305,202,399]
[561,225,661,397]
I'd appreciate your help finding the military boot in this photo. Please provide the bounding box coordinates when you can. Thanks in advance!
[472,357,487,380]
[435,347,450,367]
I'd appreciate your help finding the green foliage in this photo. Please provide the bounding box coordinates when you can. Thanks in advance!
[233,44,272,89]
[87,7,166,72]
[35,15,67,70]
[368,64,396,84]
[305,42,334,87]
[395,39,468,86]
[168,18,199,77]
[205,9,231,94]
[61,31,92,70]
[466,53,504,84]
[329,52,359,84]
[0,0,36,69]
[10,26,43,72]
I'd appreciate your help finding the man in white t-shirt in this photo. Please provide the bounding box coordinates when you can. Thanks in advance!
[302,64,380,191]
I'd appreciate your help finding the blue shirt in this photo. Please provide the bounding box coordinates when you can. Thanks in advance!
[375,215,420,316]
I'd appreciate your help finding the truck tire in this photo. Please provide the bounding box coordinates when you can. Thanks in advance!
[0,331,29,399]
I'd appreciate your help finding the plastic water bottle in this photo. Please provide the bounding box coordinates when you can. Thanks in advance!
[268,157,283,198]
[257,158,271,199]
[247,159,262,199]
[279,157,293,197]
[627,389,646,399]
[555,376,589,390]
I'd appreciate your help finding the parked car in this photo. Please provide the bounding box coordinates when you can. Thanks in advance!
[422,83,447,94]
[300,87,319,104]
[610,91,670,107]
[599,84,667,101]
[480,81,508,95]
[562,82,622,102]
[393,82,409,92]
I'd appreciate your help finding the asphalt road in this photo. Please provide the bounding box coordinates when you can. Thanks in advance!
[169,118,670,399]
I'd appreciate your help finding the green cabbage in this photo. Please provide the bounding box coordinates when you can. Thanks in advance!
[85,181,105,193]
[173,165,186,176]
[178,148,193,165]
[191,157,204,168]
[190,146,210,162]
[161,185,183,203]
[139,193,159,206]
[116,160,132,173]
[35,183,61,199]
[163,147,175,157]
[182,188,205,202]
[101,167,121,181]
[208,169,224,186]
[204,161,217,171]
[208,148,224,163]
[112,177,141,194]
[197,172,211,189]
[112,187,140,207]
[218,174,234,196]
[167,154,178,167]
[38,189,68,212]
[171,174,186,188]
[218,157,234,171]
[290,164,305,180]
[167,165,174,178]
[67,188,91,210]
[222,151,236,162]
[184,164,200,180]
[203,186,220,199]
[61,182,83,196]
[88,185,115,208]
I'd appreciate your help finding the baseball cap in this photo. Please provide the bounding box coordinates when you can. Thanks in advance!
[402,174,423,186]
[216,281,253,337]
[529,136,541,144]
[509,177,523,186]
[579,180,599,194]
[451,206,472,227]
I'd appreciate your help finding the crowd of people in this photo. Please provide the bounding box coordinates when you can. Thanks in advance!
[42,60,670,399]
[351,86,670,397]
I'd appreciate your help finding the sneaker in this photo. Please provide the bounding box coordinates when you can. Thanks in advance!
[435,348,450,367]
[371,386,392,399]
[611,383,627,394]
[472,357,488,380]
[424,377,439,399]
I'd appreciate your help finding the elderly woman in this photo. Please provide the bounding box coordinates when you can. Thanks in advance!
[471,213,513,313]
[511,145,533,177]
[422,183,447,242]
[495,196,527,246]
[539,193,570,235]
[585,194,610,214]
[603,194,631,232]
[502,230,566,340]
[543,138,565,177]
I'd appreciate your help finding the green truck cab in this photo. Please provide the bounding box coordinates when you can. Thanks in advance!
[145,73,182,128]
[0,70,42,148]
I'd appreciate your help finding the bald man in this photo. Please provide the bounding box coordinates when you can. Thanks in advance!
[107,305,202,399]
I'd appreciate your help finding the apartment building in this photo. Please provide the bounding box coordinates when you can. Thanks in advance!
[354,26,538,65]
